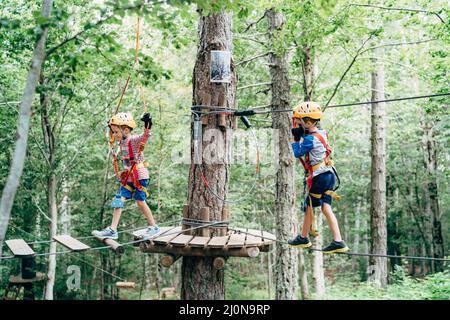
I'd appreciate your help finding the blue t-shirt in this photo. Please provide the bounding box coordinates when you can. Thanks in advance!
[291,129,333,177]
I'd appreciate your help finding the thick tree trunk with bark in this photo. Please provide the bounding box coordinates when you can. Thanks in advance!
[0,0,53,258]
[266,8,299,300]
[181,9,236,300]
[368,47,388,287]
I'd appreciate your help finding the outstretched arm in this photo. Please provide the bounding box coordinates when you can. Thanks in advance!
[130,113,152,146]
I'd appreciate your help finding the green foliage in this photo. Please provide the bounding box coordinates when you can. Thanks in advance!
[0,0,448,300]
[322,266,450,300]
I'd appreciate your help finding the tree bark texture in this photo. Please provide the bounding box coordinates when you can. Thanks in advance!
[368,47,388,287]
[303,44,325,297]
[266,8,299,300]
[181,9,236,300]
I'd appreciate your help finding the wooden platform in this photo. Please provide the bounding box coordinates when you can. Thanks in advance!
[5,239,35,257]
[9,272,46,284]
[53,235,90,252]
[136,226,275,258]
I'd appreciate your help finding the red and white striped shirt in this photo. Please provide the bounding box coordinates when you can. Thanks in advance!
[119,129,150,181]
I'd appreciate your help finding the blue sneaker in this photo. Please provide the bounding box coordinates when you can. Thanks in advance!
[92,227,118,240]
[142,225,161,240]
[322,240,349,253]
[288,235,312,248]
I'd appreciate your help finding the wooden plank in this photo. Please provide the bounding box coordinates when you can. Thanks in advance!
[246,229,276,245]
[152,227,182,245]
[261,230,276,242]
[226,233,246,248]
[244,233,263,247]
[188,236,211,248]
[5,239,35,257]
[169,234,194,247]
[207,235,230,248]
[116,282,135,289]
[9,272,45,284]
[132,226,175,239]
[53,235,90,252]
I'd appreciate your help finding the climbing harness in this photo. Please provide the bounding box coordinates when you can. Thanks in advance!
[291,102,341,237]
[107,16,151,206]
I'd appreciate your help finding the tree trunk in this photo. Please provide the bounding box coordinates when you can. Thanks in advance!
[368,47,387,287]
[59,176,70,235]
[302,46,314,101]
[311,214,325,296]
[40,80,58,300]
[298,249,309,299]
[181,9,236,300]
[413,75,444,272]
[266,8,298,300]
[45,173,58,300]
[362,216,369,281]
[267,246,272,299]
[303,43,325,297]
[353,197,361,271]
[0,0,54,258]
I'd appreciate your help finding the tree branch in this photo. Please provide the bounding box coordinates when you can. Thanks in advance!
[243,14,266,33]
[323,32,375,110]
[349,3,445,24]
[234,34,268,46]
[237,82,272,90]
[29,127,52,168]
[46,2,147,57]
[236,51,271,67]
[46,14,114,57]
[359,38,436,55]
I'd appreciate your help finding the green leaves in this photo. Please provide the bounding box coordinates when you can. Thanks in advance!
[0,18,20,29]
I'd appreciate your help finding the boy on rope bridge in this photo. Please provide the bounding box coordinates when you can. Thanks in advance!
[287,101,349,253]
[93,112,160,241]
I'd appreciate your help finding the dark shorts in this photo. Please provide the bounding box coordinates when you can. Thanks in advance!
[118,179,149,201]
[303,171,335,211]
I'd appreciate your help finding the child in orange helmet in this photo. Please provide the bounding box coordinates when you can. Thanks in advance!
[288,102,348,253]
[93,112,159,240]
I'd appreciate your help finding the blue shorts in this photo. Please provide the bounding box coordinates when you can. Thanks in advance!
[118,179,149,201]
[303,171,335,211]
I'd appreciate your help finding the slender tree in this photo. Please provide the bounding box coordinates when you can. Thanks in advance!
[368,47,388,287]
[0,0,53,258]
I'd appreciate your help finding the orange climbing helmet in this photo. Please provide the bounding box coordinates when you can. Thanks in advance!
[293,101,322,120]
[108,112,136,129]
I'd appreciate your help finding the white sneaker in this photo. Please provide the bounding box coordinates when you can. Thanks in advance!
[142,225,161,240]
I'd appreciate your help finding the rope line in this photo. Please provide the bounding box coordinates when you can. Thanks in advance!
[229,227,450,263]
[0,220,225,261]
[233,92,450,116]
[24,218,184,246]
[182,218,229,228]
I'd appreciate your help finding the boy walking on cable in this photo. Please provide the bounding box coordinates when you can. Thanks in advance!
[93,112,160,241]
[288,102,349,253]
